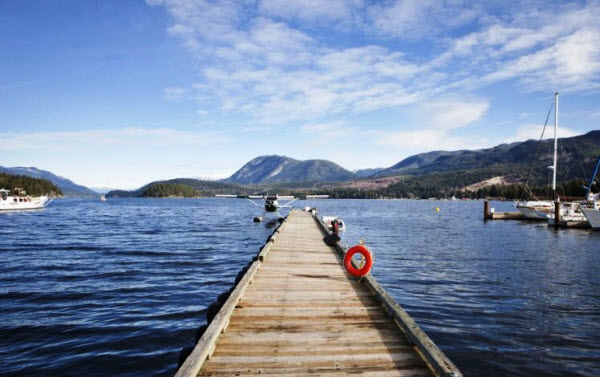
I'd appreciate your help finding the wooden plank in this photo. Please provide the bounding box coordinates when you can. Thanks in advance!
[200,370,431,377]
[177,210,460,377]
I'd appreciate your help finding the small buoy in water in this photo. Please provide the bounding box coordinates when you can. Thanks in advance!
[253,217,262,222]
[435,207,440,212]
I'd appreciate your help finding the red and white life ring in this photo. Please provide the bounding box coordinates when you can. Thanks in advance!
[343,245,373,277]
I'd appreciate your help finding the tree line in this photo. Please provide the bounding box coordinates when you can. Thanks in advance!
[142,183,200,197]
[0,173,62,196]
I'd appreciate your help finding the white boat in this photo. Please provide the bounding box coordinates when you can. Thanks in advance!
[544,201,587,226]
[322,216,346,232]
[517,201,554,219]
[582,206,600,229]
[0,189,52,211]
[100,195,106,202]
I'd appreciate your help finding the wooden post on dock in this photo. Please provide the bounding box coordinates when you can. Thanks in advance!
[484,200,491,220]
[554,201,561,229]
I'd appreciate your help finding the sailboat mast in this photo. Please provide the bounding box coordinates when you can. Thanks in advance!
[552,92,558,200]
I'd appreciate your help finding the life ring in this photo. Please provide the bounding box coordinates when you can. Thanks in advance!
[344,245,373,277]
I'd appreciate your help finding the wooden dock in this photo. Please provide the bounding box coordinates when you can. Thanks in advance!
[483,200,538,221]
[176,210,462,377]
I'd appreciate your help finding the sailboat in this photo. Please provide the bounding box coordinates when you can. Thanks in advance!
[516,92,560,220]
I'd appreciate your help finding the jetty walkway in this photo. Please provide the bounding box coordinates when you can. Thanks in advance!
[176,210,462,377]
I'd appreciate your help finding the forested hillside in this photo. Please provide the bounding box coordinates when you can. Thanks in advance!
[0,173,63,196]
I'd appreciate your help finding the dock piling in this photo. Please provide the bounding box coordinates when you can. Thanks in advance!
[554,201,561,229]
[483,200,491,220]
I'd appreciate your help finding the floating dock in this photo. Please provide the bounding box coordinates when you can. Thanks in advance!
[176,210,462,377]
[483,200,529,220]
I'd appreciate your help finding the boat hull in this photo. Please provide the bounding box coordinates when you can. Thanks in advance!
[582,208,600,229]
[0,196,49,211]
[517,205,552,220]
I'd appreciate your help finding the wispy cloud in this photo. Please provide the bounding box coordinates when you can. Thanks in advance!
[511,124,581,142]
[148,0,600,130]
[163,86,187,101]
[428,100,489,130]
[368,0,482,39]
[375,98,490,150]
[0,127,227,151]
[300,120,353,146]
[376,129,490,151]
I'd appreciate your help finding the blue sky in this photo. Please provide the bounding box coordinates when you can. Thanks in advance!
[1,0,599,189]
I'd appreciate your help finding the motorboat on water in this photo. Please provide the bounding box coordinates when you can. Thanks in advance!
[100,195,106,202]
[0,189,52,211]
[322,216,346,232]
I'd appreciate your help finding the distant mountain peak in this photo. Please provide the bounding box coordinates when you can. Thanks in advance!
[225,155,354,184]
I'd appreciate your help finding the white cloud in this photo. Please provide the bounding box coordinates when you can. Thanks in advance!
[300,120,353,147]
[163,86,186,101]
[511,124,581,142]
[374,98,489,150]
[0,128,227,151]
[429,100,489,129]
[259,0,361,24]
[376,129,489,151]
[148,0,600,130]
[368,0,481,38]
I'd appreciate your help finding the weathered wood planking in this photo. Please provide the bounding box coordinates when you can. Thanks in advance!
[176,210,462,377]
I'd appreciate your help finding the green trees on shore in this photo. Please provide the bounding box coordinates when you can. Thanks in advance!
[321,179,588,200]
[142,183,199,197]
[0,173,62,196]
[106,168,594,201]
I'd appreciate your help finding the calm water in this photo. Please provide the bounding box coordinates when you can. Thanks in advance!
[0,199,599,377]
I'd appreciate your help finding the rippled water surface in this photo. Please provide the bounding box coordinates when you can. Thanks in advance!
[1,198,599,377]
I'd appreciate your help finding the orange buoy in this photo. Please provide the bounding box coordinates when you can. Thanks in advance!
[344,245,373,277]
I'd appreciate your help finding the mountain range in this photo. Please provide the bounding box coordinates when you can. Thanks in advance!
[4,130,599,198]
[222,130,600,185]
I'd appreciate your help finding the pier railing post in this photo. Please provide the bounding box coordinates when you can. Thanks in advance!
[484,200,490,220]
[554,201,561,229]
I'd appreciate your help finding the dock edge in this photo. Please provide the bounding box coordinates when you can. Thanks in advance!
[313,212,463,377]
[174,213,293,377]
